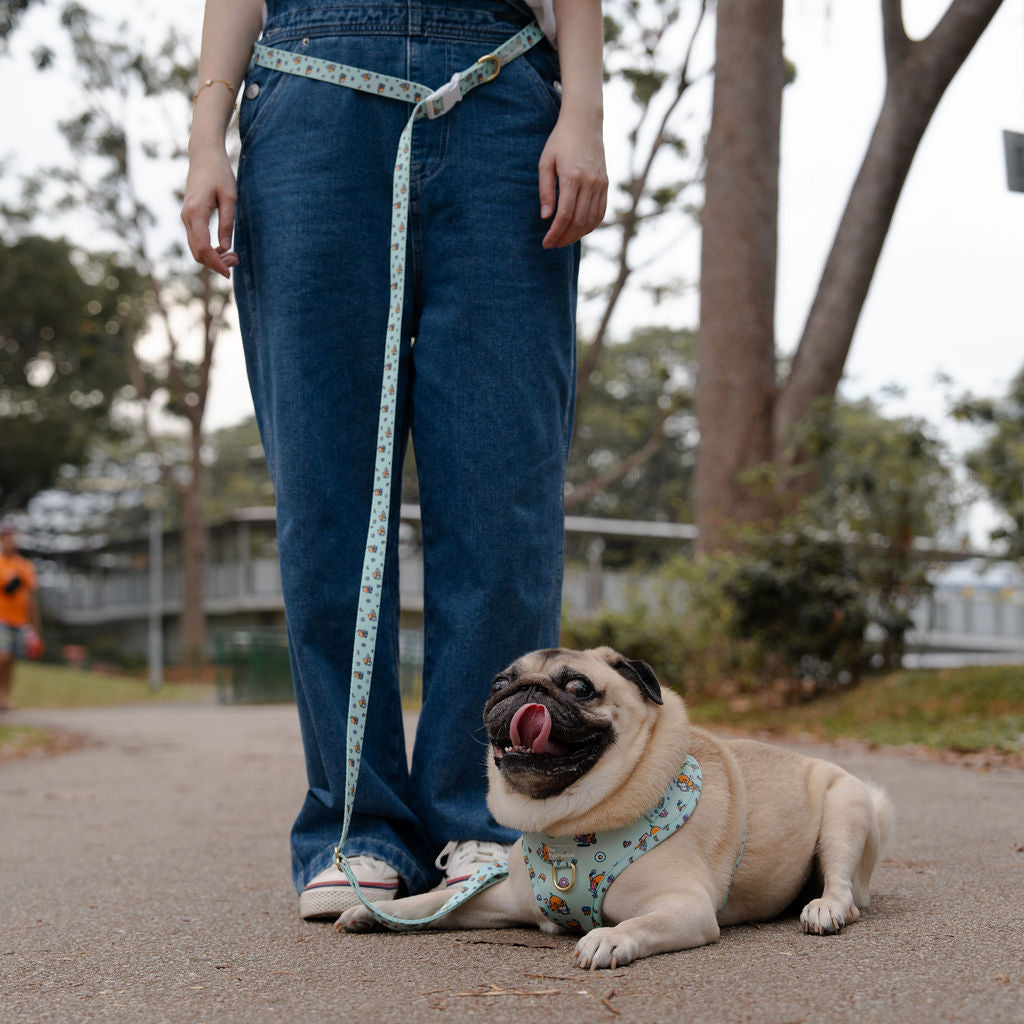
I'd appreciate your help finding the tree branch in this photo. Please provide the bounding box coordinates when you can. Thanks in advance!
[564,402,677,511]
[776,0,1004,461]
[881,0,910,76]
[577,1,709,402]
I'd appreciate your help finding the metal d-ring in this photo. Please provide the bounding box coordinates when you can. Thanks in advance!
[553,862,576,892]
[476,53,502,83]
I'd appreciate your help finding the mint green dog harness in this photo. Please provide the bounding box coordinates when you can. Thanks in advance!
[522,756,705,934]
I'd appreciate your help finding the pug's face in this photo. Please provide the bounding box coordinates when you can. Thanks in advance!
[483,646,663,801]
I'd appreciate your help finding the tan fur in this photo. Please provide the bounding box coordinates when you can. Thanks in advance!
[339,647,894,970]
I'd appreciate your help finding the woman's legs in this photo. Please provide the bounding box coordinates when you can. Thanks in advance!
[233,0,576,896]
[234,26,435,894]
[406,31,578,854]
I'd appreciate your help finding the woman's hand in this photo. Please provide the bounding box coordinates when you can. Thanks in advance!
[539,107,608,249]
[181,141,240,278]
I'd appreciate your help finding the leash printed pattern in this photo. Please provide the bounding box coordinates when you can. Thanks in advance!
[252,22,545,931]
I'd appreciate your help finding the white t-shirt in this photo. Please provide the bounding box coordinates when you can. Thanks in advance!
[526,0,557,44]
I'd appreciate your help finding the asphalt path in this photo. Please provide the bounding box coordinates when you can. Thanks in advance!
[1,701,1021,1024]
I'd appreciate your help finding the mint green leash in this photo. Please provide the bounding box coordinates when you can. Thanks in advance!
[252,23,545,930]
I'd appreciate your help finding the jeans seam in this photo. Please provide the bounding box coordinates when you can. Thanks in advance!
[264,25,524,45]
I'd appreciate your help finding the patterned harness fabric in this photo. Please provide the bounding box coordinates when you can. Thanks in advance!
[522,756,704,933]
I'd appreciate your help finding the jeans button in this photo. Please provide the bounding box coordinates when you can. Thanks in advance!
[245,82,261,100]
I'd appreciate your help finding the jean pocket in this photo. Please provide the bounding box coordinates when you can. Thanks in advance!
[238,57,294,147]
[515,44,562,123]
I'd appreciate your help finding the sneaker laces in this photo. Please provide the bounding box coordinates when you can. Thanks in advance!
[342,854,398,883]
[434,839,511,878]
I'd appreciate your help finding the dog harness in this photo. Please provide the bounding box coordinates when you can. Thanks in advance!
[251,23,547,930]
[521,756,704,933]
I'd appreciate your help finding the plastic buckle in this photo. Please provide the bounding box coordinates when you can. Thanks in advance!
[424,73,463,119]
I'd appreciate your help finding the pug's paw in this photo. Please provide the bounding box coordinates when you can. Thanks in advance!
[800,898,858,935]
[335,904,383,933]
[573,927,639,969]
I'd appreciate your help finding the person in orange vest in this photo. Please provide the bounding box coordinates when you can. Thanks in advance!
[0,523,43,711]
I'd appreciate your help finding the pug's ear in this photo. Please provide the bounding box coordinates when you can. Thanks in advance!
[612,658,663,705]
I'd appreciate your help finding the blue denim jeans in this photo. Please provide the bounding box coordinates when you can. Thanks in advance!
[233,0,579,895]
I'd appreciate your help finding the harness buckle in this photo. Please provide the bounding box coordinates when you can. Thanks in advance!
[424,72,463,119]
[476,53,502,84]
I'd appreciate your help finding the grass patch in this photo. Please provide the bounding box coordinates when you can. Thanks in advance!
[0,722,89,760]
[689,664,1024,754]
[8,662,215,710]
[0,723,52,758]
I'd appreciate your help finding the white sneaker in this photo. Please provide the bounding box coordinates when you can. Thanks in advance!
[298,855,400,920]
[434,840,512,888]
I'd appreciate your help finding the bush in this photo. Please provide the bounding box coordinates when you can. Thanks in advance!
[563,526,928,705]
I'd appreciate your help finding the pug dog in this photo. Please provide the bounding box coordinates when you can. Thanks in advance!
[339,647,893,969]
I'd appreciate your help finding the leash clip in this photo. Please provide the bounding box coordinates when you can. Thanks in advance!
[425,72,463,119]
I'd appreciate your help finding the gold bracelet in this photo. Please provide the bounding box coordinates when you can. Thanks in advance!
[193,78,237,109]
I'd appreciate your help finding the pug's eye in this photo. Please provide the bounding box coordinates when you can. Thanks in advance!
[491,676,511,693]
[564,676,595,700]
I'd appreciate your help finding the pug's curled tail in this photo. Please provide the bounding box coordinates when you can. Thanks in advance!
[866,782,895,854]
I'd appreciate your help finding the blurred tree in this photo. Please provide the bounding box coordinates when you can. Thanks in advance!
[26,416,274,551]
[19,2,229,662]
[569,0,709,506]
[954,366,1024,559]
[566,325,696,523]
[0,0,41,45]
[0,234,148,511]
[202,417,275,520]
[780,398,960,666]
[697,0,1005,553]
[565,397,960,692]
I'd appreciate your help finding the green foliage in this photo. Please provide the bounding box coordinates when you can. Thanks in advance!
[26,417,275,550]
[563,555,761,700]
[722,536,871,683]
[955,365,1024,559]
[692,664,1024,755]
[567,325,696,532]
[203,417,276,518]
[0,235,148,510]
[565,397,960,695]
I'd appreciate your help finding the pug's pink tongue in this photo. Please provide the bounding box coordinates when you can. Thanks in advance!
[510,703,565,755]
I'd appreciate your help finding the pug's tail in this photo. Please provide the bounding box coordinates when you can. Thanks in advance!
[866,782,895,854]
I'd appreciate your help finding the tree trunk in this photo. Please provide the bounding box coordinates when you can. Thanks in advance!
[695,0,785,554]
[178,423,207,668]
[774,0,1005,457]
[175,267,218,670]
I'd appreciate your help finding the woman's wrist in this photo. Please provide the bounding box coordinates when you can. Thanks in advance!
[188,105,234,155]
[557,92,603,126]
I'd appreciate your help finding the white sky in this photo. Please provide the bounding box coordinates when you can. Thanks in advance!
[3,0,1022,540]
